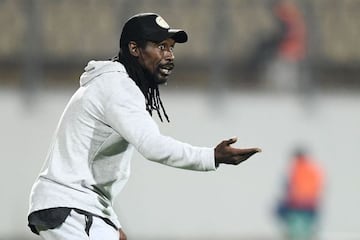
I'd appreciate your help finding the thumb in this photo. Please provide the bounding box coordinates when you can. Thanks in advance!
[225,137,238,145]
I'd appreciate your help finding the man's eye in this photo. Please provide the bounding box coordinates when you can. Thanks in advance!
[158,45,165,50]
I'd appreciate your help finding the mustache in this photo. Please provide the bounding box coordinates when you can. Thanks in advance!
[159,62,175,70]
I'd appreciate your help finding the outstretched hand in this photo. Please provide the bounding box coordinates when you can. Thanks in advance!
[215,137,261,167]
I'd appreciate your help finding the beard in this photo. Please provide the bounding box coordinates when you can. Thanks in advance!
[152,62,175,85]
[143,68,159,87]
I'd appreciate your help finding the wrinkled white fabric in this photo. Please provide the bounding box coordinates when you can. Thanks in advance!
[29,60,216,229]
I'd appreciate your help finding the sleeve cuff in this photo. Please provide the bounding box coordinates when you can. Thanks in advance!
[201,147,217,171]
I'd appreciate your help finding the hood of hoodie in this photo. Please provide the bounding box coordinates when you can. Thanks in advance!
[79,60,127,86]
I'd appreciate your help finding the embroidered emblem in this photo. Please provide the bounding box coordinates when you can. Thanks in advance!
[156,16,169,29]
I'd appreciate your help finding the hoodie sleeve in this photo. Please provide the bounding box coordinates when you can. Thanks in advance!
[103,75,216,171]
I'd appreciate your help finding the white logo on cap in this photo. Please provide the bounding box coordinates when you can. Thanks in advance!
[156,16,170,29]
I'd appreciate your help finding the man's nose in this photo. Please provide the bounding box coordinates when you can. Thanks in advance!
[165,49,175,61]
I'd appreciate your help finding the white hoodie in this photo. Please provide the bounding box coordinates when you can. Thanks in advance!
[28,60,216,228]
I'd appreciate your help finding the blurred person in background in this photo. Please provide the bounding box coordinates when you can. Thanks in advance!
[249,0,307,92]
[265,0,307,92]
[27,13,261,240]
[276,147,324,240]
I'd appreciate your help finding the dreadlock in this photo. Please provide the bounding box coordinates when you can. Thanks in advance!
[113,41,169,122]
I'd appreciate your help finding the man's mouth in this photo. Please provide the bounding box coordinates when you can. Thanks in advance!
[159,63,174,76]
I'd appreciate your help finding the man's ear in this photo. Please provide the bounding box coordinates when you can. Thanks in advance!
[128,41,140,57]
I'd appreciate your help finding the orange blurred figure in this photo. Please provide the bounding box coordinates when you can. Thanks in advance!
[276,148,324,240]
[273,0,307,62]
[287,151,323,209]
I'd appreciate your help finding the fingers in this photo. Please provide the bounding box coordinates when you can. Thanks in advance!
[232,147,262,156]
[232,151,259,165]
[224,136,238,145]
[215,137,261,166]
[230,148,262,164]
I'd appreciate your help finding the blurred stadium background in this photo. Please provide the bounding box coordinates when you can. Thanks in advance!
[0,0,359,239]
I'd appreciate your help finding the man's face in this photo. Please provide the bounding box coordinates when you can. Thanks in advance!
[137,38,176,84]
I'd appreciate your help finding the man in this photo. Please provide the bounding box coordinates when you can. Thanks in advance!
[28,13,261,240]
[265,0,307,92]
[276,148,324,240]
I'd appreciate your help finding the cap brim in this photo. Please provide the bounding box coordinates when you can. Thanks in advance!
[168,29,188,43]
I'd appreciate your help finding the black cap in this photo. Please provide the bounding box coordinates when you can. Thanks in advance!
[120,13,188,47]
